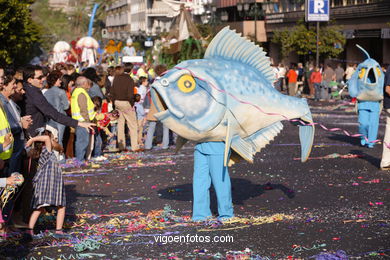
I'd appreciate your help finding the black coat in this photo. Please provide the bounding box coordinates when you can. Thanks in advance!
[24,83,78,137]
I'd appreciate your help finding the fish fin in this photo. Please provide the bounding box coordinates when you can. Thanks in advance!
[224,118,233,167]
[204,26,275,83]
[245,122,284,154]
[298,114,315,162]
[231,135,254,163]
[175,136,188,154]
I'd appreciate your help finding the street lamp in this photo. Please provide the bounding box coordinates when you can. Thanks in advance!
[262,1,274,14]
[237,1,263,42]
[221,11,229,22]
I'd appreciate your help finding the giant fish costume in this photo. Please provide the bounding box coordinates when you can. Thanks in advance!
[151,27,315,165]
[348,44,384,148]
[348,44,384,101]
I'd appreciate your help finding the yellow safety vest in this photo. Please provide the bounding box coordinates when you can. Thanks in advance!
[148,68,156,79]
[71,88,96,122]
[137,68,148,78]
[0,107,13,160]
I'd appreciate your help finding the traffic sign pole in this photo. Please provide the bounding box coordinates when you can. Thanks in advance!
[316,21,319,68]
[305,0,329,67]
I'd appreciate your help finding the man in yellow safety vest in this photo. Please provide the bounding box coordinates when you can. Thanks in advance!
[71,76,96,161]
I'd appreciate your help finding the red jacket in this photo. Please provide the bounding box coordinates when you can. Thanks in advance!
[310,71,322,84]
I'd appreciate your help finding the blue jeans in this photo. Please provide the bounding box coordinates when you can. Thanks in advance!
[9,134,24,174]
[314,83,321,100]
[192,149,233,221]
[144,121,169,149]
[75,127,90,161]
[57,123,66,148]
[93,131,103,157]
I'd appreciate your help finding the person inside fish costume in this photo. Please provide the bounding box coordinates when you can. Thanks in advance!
[348,45,384,148]
[151,27,315,221]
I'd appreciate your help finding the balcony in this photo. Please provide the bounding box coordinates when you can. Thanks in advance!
[106,0,129,11]
[146,1,176,17]
[106,13,130,27]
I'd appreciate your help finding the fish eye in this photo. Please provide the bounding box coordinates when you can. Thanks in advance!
[177,74,196,93]
[376,67,381,77]
[161,78,170,87]
[358,68,366,79]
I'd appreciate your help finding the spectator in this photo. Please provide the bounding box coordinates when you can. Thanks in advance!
[23,65,93,138]
[134,94,146,147]
[0,74,32,173]
[276,63,286,92]
[322,64,336,100]
[144,64,169,150]
[297,63,304,82]
[345,63,355,81]
[286,64,298,96]
[25,134,66,237]
[44,70,69,147]
[82,67,104,100]
[137,76,148,103]
[110,63,140,152]
[71,76,96,161]
[335,63,345,83]
[380,65,390,170]
[310,66,323,101]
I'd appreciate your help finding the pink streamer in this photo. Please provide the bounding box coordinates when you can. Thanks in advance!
[173,66,385,147]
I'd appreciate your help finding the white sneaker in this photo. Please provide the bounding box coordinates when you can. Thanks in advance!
[94,156,107,161]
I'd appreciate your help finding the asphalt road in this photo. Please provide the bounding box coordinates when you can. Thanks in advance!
[1,100,389,259]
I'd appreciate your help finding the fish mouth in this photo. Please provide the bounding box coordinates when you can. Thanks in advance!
[366,68,376,84]
[151,88,169,116]
[151,86,185,119]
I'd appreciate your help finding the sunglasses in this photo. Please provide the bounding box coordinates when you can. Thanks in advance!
[34,75,45,80]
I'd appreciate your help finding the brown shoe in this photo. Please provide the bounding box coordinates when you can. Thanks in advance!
[132,148,144,153]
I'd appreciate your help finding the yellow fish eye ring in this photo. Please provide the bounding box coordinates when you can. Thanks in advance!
[376,67,381,77]
[358,68,365,79]
[177,74,196,93]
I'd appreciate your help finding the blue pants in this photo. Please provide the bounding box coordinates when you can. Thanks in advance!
[75,127,90,161]
[8,135,24,174]
[192,150,233,221]
[314,83,321,100]
[144,121,169,149]
[358,109,379,148]
[93,131,103,157]
[57,123,66,148]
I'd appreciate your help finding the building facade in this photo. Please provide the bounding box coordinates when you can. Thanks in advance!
[216,0,390,65]
[105,0,182,40]
[105,0,132,40]
[48,0,76,13]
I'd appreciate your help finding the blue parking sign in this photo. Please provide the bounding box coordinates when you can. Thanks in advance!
[306,0,330,21]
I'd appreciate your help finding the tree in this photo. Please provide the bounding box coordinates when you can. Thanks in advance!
[272,20,346,62]
[32,0,113,52]
[31,0,88,52]
[0,0,42,66]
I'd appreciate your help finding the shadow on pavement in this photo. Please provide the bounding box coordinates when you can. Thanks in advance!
[157,178,295,206]
[328,133,361,146]
[0,234,32,259]
[349,149,380,168]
